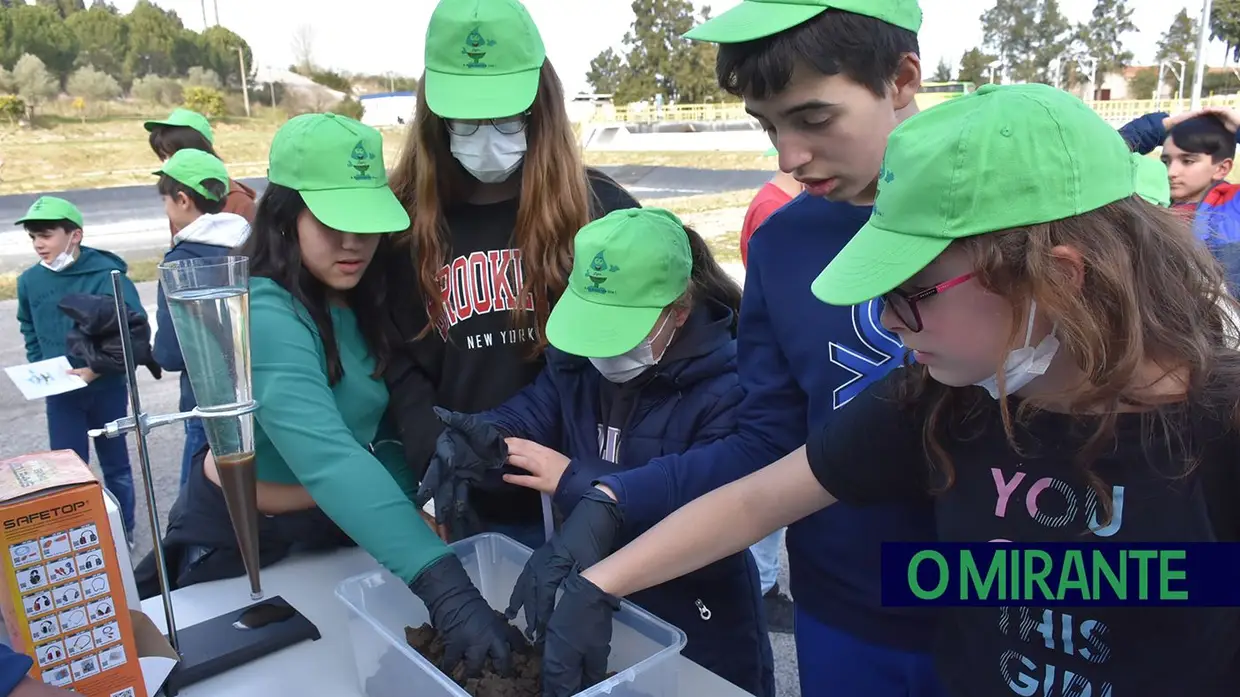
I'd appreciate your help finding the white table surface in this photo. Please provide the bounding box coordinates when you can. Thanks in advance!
[139,547,755,697]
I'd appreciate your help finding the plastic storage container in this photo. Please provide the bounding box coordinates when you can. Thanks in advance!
[336,533,688,697]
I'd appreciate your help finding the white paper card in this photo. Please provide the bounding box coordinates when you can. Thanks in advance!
[4,357,88,400]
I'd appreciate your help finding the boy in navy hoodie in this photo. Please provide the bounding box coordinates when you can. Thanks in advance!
[510,2,944,696]
[151,149,251,485]
[426,209,773,696]
[15,196,143,542]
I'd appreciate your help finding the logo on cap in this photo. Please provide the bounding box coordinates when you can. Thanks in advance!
[462,27,497,69]
[585,251,620,295]
[349,141,375,181]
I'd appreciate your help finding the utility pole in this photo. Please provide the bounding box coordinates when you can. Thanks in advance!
[237,47,251,117]
[200,0,208,29]
[1191,0,1214,111]
[213,0,220,25]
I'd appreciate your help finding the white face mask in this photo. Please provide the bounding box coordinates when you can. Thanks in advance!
[40,236,79,272]
[591,315,676,384]
[974,300,1060,399]
[449,124,527,184]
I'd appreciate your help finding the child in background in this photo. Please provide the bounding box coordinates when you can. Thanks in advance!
[15,196,143,542]
[1120,108,1240,289]
[151,148,252,486]
[145,108,257,229]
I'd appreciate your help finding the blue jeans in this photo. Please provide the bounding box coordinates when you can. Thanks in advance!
[180,417,208,486]
[749,528,784,594]
[795,605,946,697]
[46,382,135,535]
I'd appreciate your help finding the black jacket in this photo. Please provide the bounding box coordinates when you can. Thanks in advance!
[58,293,161,380]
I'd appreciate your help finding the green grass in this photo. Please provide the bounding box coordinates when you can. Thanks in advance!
[706,230,742,265]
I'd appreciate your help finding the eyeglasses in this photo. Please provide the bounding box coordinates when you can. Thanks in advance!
[446,113,530,137]
[882,272,975,333]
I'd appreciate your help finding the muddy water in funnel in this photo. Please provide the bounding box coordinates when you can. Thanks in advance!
[216,452,262,599]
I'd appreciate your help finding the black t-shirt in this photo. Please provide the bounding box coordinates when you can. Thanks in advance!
[393,169,639,524]
[807,370,1240,696]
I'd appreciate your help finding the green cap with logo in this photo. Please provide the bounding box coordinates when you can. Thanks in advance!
[546,208,693,358]
[15,196,84,229]
[1133,153,1171,207]
[267,113,410,234]
[143,108,215,144]
[423,0,547,120]
[154,148,231,202]
[684,0,922,43]
[812,83,1139,307]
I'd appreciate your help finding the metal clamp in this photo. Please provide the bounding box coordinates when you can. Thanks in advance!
[87,401,259,439]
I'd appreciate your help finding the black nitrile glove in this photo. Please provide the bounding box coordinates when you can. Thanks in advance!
[505,487,623,642]
[416,408,508,540]
[540,570,620,697]
[409,553,514,678]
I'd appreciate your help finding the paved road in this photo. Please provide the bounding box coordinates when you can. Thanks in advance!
[0,277,800,696]
[0,166,773,272]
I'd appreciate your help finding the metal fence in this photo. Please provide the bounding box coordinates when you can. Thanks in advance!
[578,96,1240,127]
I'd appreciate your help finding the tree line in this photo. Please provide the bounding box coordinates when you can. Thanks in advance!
[0,0,252,89]
[586,0,1240,106]
[942,0,1240,100]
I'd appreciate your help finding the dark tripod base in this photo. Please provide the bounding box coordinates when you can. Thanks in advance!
[161,596,319,696]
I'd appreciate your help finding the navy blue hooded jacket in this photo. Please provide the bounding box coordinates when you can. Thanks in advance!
[482,298,773,697]
[154,212,251,412]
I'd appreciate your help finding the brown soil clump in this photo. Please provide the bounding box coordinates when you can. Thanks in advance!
[404,619,614,697]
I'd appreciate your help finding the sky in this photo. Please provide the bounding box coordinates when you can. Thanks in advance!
[114,0,1230,95]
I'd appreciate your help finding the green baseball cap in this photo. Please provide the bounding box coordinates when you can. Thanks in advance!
[143,108,215,144]
[684,0,922,43]
[546,208,693,358]
[812,83,1137,307]
[267,113,410,234]
[15,196,84,229]
[423,0,547,119]
[1133,153,1171,207]
[154,148,231,202]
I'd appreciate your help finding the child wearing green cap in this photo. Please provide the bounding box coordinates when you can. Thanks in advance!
[144,108,257,231]
[143,113,516,675]
[383,0,638,549]
[420,208,774,696]
[529,2,943,696]
[546,84,1240,697]
[15,196,143,540]
[149,148,252,487]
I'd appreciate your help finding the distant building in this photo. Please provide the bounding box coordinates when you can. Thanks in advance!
[359,91,417,127]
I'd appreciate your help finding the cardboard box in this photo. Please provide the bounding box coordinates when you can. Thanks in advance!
[0,450,154,696]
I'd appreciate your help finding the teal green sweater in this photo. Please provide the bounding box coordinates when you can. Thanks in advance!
[16,247,145,391]
[248,277,449,583]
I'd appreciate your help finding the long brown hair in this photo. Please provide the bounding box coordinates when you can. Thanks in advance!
[389,60,591,354]
[897,195,1240,519]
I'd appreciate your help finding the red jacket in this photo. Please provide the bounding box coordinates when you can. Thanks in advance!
[740,182,794,268]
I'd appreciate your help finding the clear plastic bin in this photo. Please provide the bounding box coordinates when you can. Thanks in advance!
[335,533,688,697]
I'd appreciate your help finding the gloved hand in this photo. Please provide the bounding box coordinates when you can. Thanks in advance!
[416,408,508,540]
[409,553,514,678]
[540,570,620,697]
[505,487,622,642]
